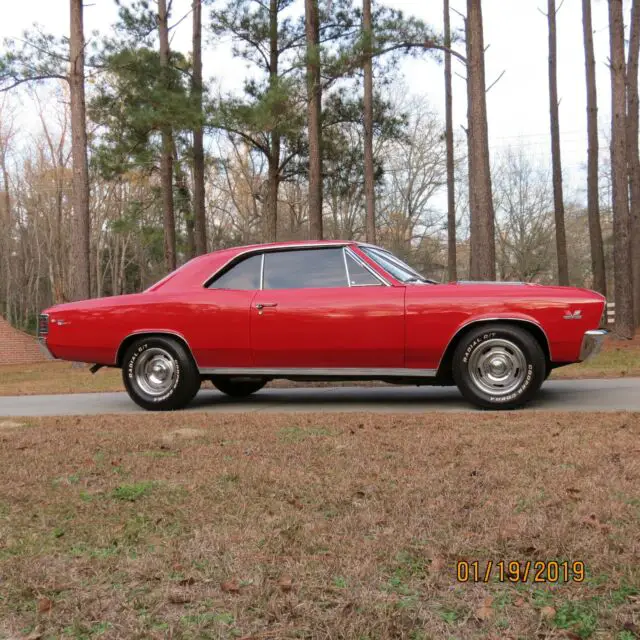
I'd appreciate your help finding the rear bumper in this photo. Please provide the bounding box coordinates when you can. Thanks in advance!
[38,337,56,360]
[579,329,608,362]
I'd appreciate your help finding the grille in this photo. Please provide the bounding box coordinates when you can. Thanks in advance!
[38,313,49,337]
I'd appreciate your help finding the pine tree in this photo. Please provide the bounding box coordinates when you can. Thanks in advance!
[192,0,207,256]
[582,0,607,296]
[609,0,634,338]
[466,0,495,281]
[444,0,457,282]
[211,0,307,242]
[547,0,569,285]
[362,0,376,244]
[305,0,323,240]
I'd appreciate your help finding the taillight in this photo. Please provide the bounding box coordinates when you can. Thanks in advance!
[38,314,49,338]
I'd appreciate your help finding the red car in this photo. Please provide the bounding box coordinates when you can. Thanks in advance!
[38,241,607,410]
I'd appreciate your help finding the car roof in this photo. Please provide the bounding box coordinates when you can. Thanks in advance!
[146,240,380,293]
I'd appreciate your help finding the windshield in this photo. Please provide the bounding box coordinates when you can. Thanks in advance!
[360,246,436,284]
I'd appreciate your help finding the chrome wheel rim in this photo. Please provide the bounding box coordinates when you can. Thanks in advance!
[467,338,528,396]
[134,348,177,396]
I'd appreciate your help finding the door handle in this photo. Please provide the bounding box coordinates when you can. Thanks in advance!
[256,302,278,310]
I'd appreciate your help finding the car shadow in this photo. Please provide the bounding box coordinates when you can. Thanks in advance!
[189,385,473,410]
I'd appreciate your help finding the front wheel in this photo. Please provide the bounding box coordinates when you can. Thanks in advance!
[122,336,201,411]
[210,376,266,397]
[452,324,546,410]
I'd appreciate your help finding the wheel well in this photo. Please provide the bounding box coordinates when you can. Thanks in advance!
[116,332,194,368]
[436,320,552,380]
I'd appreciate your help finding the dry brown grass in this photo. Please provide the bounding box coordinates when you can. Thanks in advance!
[1,412,639,639]
[0,362,123,396]
[1,331,640,398]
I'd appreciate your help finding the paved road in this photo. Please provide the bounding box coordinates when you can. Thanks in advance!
[0,378,639,416]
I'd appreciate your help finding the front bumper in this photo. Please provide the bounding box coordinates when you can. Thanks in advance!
[579,329,608,362]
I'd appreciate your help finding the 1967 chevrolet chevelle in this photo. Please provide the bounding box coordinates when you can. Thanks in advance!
[38,240,608,411]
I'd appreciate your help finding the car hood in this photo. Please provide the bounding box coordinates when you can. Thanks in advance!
[450,281,605,301]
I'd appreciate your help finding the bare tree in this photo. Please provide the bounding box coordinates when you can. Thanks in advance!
[0,97,15,321]
[444,0,457,281]
[609,0,634,337]
[466,0,495,280]
[363,0,376,244]
[69,0,91,300]
[582,0,607,296]
[158,0,176,272]
[192,0,207,255]
[305,0,323,240]
[493,148,555,282]
[378,100,448,260]
[627,0,640,323]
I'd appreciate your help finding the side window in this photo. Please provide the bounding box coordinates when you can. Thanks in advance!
[345,251,383,286]
[208,254,262,290]
[264,248,347,290]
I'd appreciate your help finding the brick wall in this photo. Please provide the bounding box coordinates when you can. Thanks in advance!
[0,316,48,365]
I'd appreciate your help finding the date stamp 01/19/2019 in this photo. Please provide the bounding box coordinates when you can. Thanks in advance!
[456,560,585,584]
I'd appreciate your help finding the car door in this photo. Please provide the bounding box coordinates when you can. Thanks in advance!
[194,253,262,368]
[251,247,406,369]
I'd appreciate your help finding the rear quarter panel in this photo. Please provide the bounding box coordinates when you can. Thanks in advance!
[405,284,605,369]
[45,287,257,368]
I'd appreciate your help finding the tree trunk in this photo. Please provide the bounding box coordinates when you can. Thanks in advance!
[173,143,194,259]
[363,0,376,244]
[627,0,640,324]
[192,0,207,255]
[69,0,91,300]
[264,0,280,243]
[582,0,607,296]
[609,0,635,338]
[1,160,11,319]
[444,0,457,282]
[466,0,495,280]
[158,0,176,272]
[547,0,570,286]
[305,0,323,240]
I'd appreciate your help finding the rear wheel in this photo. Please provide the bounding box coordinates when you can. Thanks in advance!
[210,376,266,397]
[122,336,200,411]
[452,324,545,410]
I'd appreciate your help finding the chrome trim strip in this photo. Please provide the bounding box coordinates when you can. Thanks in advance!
[199,366,437,377]
[342,247,351,286]
[579,329,608,361]
[344,247,389,286]
[203,242,353,288]
[259,253,265,290]
[435,317,554,370]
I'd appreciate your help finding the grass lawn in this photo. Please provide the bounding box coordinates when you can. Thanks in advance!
[0,333,639,397]
[0,412,638,639]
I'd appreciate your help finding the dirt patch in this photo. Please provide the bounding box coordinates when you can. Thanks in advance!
[0,411,639,639]
[0,420,26,430]
[161,427,207,443]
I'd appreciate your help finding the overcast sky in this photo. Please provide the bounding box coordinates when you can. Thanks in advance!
[0,0,620,199]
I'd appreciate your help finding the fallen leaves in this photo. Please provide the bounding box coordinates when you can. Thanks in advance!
[540,606,556,619]
[221,579,241,594]
[166,590,192,604]
[277,575,293,592]
[36,597,52,613]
